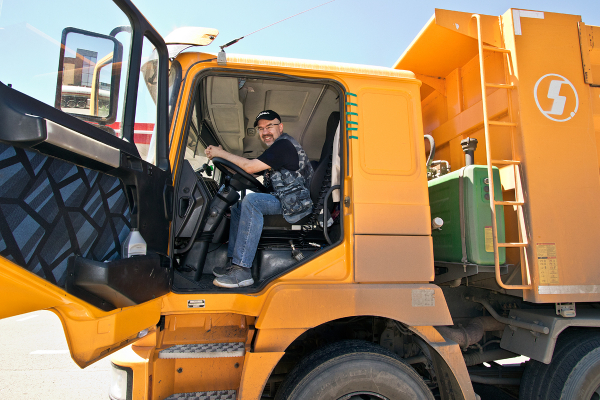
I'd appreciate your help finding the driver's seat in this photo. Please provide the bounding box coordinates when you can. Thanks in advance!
[262,111,340,234]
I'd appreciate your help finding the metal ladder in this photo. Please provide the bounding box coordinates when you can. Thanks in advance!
[472,14,532,290]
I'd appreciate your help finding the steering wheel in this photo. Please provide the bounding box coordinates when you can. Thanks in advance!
[211,157,268,193]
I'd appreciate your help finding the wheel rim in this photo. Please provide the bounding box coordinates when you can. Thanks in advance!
[592,385,600,400]
[337,392,390,400]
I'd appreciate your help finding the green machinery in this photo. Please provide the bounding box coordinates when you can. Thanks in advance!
[428,164,506,266]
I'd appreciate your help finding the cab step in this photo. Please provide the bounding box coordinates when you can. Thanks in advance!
[166,390,236,399]
[159,342,245,359]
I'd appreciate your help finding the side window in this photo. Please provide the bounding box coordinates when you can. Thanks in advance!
[184,102,220,181]
[135,37,159,164]
[0,1,132,135]
[186,124,207,170]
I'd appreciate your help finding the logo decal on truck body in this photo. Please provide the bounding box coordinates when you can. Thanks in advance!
[534,74,579,122]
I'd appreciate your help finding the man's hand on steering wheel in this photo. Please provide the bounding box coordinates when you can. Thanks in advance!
[211,157,268,193]
[205,145,224,160]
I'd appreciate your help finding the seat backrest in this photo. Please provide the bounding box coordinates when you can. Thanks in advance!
[319,111,340,164]
[310,111,340,206]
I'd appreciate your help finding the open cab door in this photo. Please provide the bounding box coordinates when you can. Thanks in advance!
[0,0,172,367]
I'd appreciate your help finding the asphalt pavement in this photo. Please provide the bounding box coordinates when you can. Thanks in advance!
[0,311,111,400]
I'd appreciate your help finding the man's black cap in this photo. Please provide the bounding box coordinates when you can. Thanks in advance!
[254,110,281,127]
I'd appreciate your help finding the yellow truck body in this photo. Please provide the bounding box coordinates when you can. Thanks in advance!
[1,3,600,399]
[396,9,600,304]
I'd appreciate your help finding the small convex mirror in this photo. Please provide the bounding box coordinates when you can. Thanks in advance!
[55,28,123,124]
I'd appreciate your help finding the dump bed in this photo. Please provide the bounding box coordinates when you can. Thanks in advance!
[395,9,600,303]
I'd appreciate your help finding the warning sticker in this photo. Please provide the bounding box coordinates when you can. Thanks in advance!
[412,289,435,307]
[537,243,559,285]
[485,226,493,252]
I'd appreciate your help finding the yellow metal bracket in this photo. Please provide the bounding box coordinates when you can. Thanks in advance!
[578,22,600,86]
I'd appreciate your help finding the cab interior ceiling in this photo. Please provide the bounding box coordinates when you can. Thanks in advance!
[202,75,340,161]
[170,74,343,294]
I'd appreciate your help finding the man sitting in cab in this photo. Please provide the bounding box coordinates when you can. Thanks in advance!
[204,110,314,288]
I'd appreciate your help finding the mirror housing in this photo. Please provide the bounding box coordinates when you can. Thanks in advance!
[55,27,123,125]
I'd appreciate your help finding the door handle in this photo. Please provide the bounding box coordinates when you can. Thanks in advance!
[178,196,193,218]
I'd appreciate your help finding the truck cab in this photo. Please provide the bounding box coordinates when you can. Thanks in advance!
[2,1,600,399]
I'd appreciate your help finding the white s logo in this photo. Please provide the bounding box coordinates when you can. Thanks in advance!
[534,74,579,122]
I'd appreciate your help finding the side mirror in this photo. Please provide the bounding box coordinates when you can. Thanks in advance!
[55,28,123,125]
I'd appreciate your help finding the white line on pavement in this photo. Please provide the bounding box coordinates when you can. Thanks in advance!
[30,350,69,355]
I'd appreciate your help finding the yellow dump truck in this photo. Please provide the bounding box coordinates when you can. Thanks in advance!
[1,1,599,399]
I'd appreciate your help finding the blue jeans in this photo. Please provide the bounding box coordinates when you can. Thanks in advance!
[228,193,282,269]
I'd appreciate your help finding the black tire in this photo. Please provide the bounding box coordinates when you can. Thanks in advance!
[520,329,584,399]
[519,359,545,400]
[274,340,434,400]
[541,332,600,400]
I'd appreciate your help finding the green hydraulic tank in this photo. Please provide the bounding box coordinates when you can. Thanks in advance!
[428,165,506,265]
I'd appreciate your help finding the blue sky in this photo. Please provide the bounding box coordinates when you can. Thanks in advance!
[0,0,598,123]
[131,0,600,67]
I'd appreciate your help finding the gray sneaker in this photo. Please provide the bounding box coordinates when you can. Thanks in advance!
[213,265,254,288]
[212,259,233,277]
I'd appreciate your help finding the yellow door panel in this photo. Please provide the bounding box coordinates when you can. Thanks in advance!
[1,257,162,367]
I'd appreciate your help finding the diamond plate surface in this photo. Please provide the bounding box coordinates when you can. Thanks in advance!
[166,390,236,400]
[159,342,245,359]
[0,144,131,286]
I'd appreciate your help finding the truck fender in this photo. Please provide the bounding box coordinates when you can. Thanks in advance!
[412,326,477,400]
[255,283,453,333]
[238,283,455,399]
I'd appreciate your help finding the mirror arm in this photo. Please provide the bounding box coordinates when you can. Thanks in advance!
[110,25,132,37]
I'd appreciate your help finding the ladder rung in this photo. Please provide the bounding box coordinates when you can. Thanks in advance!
[482,45,511,53]
[485,83,514,89]
[488,121,517,127]
[495,200,524,206]
[491,159,520,165]
[498,242,528,248]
